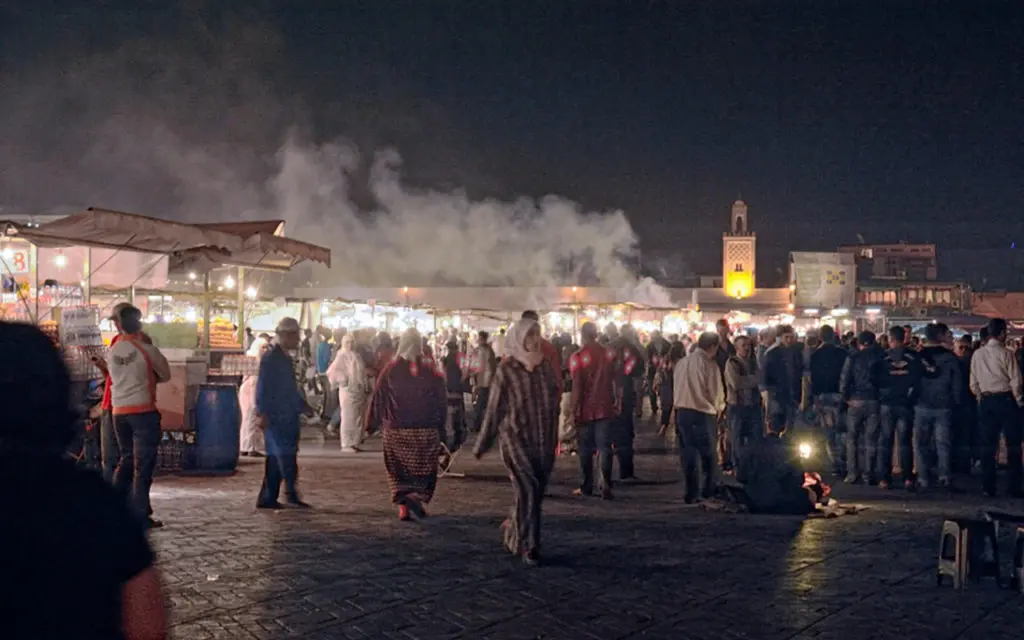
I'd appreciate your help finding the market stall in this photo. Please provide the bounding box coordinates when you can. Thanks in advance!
[1,208,331,473]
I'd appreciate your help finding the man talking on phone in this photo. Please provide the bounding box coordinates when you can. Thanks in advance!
[93,304,170,528]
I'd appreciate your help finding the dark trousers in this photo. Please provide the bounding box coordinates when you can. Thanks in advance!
[100,409,119,484]
[258,453,300,506]
[814,393,845,474]
[879,404,913,483]
[726,404,762,470]
[952,401,977,473]
[473,388,491,433]
[978,393,1022,495]
[112,411,162,522]
[444,398,467,453]
[616,393,636,478]
[845,400,880,479]
[647,374,659,413]
[675,408,717,501]
[658,385,673,428]
[577,419,614,494]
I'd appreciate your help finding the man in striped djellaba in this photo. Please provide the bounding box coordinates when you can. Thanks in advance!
[475,318,560,566]
[366,328,447,521]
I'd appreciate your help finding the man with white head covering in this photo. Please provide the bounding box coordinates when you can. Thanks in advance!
[475,318,560,566]
[255,317,314,509]
[327,333,371,453]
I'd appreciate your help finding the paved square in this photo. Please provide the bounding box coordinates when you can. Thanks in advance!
[152,428,1023,639]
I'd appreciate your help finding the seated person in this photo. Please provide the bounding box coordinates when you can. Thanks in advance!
[734,425,824,515]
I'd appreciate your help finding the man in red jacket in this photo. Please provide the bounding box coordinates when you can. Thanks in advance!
[569,321,619,499]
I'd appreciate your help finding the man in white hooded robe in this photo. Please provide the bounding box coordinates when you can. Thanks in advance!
[327,334,371,452]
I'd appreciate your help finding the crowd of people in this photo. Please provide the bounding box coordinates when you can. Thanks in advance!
[6,304,1024,634]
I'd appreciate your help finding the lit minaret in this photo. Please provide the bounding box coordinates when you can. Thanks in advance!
[722,199,756,299]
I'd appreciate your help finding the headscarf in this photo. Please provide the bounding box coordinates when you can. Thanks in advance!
[397,328,423,361]
[246,336,269,358]
[340,333,355,351]
[505,319,544,371]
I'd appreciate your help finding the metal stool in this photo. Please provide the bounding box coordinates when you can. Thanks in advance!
[438,442,465,479]
[937,518,1000,590]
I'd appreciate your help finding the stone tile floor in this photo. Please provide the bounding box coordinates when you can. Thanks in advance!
[151,425,1024,639]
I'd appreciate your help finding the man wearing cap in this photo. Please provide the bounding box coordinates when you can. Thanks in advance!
[93,304,170,529]
[255,317,314,509]
[97,302,135,484]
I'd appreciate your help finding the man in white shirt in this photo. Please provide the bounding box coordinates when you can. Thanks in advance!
[674,332,725,503]
[94,305,171,528]
[969,318,1024,497]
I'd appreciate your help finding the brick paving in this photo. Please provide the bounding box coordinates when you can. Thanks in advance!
[150,423,1024,639]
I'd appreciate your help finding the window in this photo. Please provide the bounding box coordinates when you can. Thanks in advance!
[884,291,896,305]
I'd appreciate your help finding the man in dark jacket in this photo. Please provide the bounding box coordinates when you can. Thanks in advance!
[614,325,645,480]
[761,325,802,434]
[724,335,762,472]
[952,334,976,474]
[878,326,920,489]
[809,325,848,475]
[645,331,671,415]
[839,331,884,484]
[913,323,961,489]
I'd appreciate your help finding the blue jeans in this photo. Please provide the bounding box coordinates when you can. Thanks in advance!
[767,394,797,434]
[913,407,952,483]
[845,400,880,479]
[112,411,162,522]
[879,405,913,483]
[726,404,762,470]
[577,419,614,494]
[814,393,845,473]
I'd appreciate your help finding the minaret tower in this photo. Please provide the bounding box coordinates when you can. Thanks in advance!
[722,199,756,299]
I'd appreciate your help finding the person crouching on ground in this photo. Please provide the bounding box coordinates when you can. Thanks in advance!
[734,420,825,515]
[475,319,560,566]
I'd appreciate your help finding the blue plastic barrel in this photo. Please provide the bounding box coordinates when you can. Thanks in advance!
[194,383,241,471]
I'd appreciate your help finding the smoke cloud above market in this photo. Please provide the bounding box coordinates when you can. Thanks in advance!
[0,7,665,302]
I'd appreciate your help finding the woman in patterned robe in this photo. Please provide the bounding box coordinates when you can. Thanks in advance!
[474,319,560,566]
[366,328,447,521]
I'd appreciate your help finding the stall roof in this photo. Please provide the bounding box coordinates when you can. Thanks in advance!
[188,220,330,269]
[3,209,331,271]
[2,208,242,254]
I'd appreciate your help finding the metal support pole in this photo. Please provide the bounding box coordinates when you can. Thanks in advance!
[84,247,92,305]
[202,273,212,350]
[236,266,245,346]
[31,244,39,322]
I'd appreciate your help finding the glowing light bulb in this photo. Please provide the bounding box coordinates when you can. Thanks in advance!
[188,272,197,281]
[223,275,235,289]
[54,253,68,268]
[184,309,198,322]
[245,286,258,300]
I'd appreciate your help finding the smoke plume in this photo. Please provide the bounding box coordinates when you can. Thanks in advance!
[0,3,670,304]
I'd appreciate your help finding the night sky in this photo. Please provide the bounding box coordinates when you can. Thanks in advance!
[2,1,1022,287]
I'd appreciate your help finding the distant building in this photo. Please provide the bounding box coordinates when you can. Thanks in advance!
[838,242,938,281]
[837,241,969,318]
[722,199,755,299]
